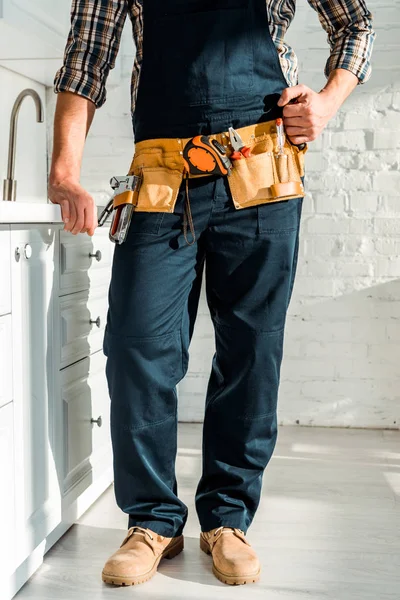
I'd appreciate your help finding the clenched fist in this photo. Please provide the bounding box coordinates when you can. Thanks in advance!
[278,84,339,145]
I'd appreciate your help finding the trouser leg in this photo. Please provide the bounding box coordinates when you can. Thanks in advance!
[196,177,303,532]
[104,179,213,536]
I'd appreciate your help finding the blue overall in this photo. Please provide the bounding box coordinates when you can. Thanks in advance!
[104,0,303,536]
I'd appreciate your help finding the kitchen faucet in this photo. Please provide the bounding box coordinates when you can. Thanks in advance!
[3,88,44,202]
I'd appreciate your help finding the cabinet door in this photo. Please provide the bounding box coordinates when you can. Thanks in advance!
[60,352,112,497]
[0,402,16,579]
[0,315,13,410]
[10,227,61,566]
[0,226,11,316]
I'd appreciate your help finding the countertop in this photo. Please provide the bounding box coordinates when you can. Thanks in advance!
[0,202,108,224]
[0,202,63,224]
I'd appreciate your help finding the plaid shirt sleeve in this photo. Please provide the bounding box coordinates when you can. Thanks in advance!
[54,0,128,108]
[307,0,375,83]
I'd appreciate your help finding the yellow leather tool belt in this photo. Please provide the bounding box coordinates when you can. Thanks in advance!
[127,120,307,213]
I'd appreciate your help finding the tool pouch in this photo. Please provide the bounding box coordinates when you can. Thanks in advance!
[133,167,183,212]
[129,150,185,213]
[227,135,307,209]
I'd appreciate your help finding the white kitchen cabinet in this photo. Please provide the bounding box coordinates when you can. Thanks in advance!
[0,226,11,316]
[0,221,113,599]
[10,226,61,566]
[59,351,111,498]
[0,402,16,581]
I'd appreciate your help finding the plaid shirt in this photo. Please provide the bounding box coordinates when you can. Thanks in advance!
[54,0,375,112]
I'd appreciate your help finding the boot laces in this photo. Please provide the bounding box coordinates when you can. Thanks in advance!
[132,526,154,541]
[214,526,244,537]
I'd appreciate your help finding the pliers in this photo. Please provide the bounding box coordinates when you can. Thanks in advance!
[228,127,252,160]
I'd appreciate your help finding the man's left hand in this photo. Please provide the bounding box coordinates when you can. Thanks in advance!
[278,84,339,145]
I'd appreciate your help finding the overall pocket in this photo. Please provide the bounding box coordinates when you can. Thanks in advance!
[154,2,254,106]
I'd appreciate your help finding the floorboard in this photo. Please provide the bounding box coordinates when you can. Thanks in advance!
[16,424,400,600]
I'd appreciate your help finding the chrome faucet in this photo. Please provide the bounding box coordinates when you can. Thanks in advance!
[3,89,44,202]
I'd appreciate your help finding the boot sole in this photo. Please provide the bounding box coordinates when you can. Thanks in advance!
[102,535,184,586]
[200,536,260,586]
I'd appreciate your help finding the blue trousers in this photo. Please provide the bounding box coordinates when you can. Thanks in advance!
[104,175,302,537]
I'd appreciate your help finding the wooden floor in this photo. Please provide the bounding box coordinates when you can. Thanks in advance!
[16,424,400,600]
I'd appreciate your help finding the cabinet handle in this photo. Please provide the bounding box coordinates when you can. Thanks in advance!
[90,316,101,328]
[15,245,32,261]
[24,244,33,259]
[91,416,103,428]
[89,250,102,262]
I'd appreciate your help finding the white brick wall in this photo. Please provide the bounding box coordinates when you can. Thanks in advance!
[47,1,400,429]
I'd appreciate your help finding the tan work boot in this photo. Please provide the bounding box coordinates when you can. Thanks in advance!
[200,526,260,585]
[102,526,184,586]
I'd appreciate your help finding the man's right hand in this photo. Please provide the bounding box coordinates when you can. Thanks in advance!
[49,177,98,236]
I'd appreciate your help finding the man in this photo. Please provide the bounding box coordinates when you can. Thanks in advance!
[49,0,375,587]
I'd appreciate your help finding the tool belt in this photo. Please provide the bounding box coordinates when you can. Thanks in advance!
[128,120,306,212]
[99,119,307,244]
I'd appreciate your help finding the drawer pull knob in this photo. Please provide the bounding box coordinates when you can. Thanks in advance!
[90,316,101,328]
[89,250,102,262]
[24,244,33,259]
[91,416,103,428]
[15,247,21,262]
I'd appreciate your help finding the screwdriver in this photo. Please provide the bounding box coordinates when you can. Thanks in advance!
[275,118,288,183]
[276,118,285,155]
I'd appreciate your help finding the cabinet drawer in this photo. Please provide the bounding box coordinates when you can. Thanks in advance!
[0,315,13,409]
[0,403,16,577]
[0,226,11,316]
[59,228,113,295]
[61,352,111,494]
[59,287,109,369]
